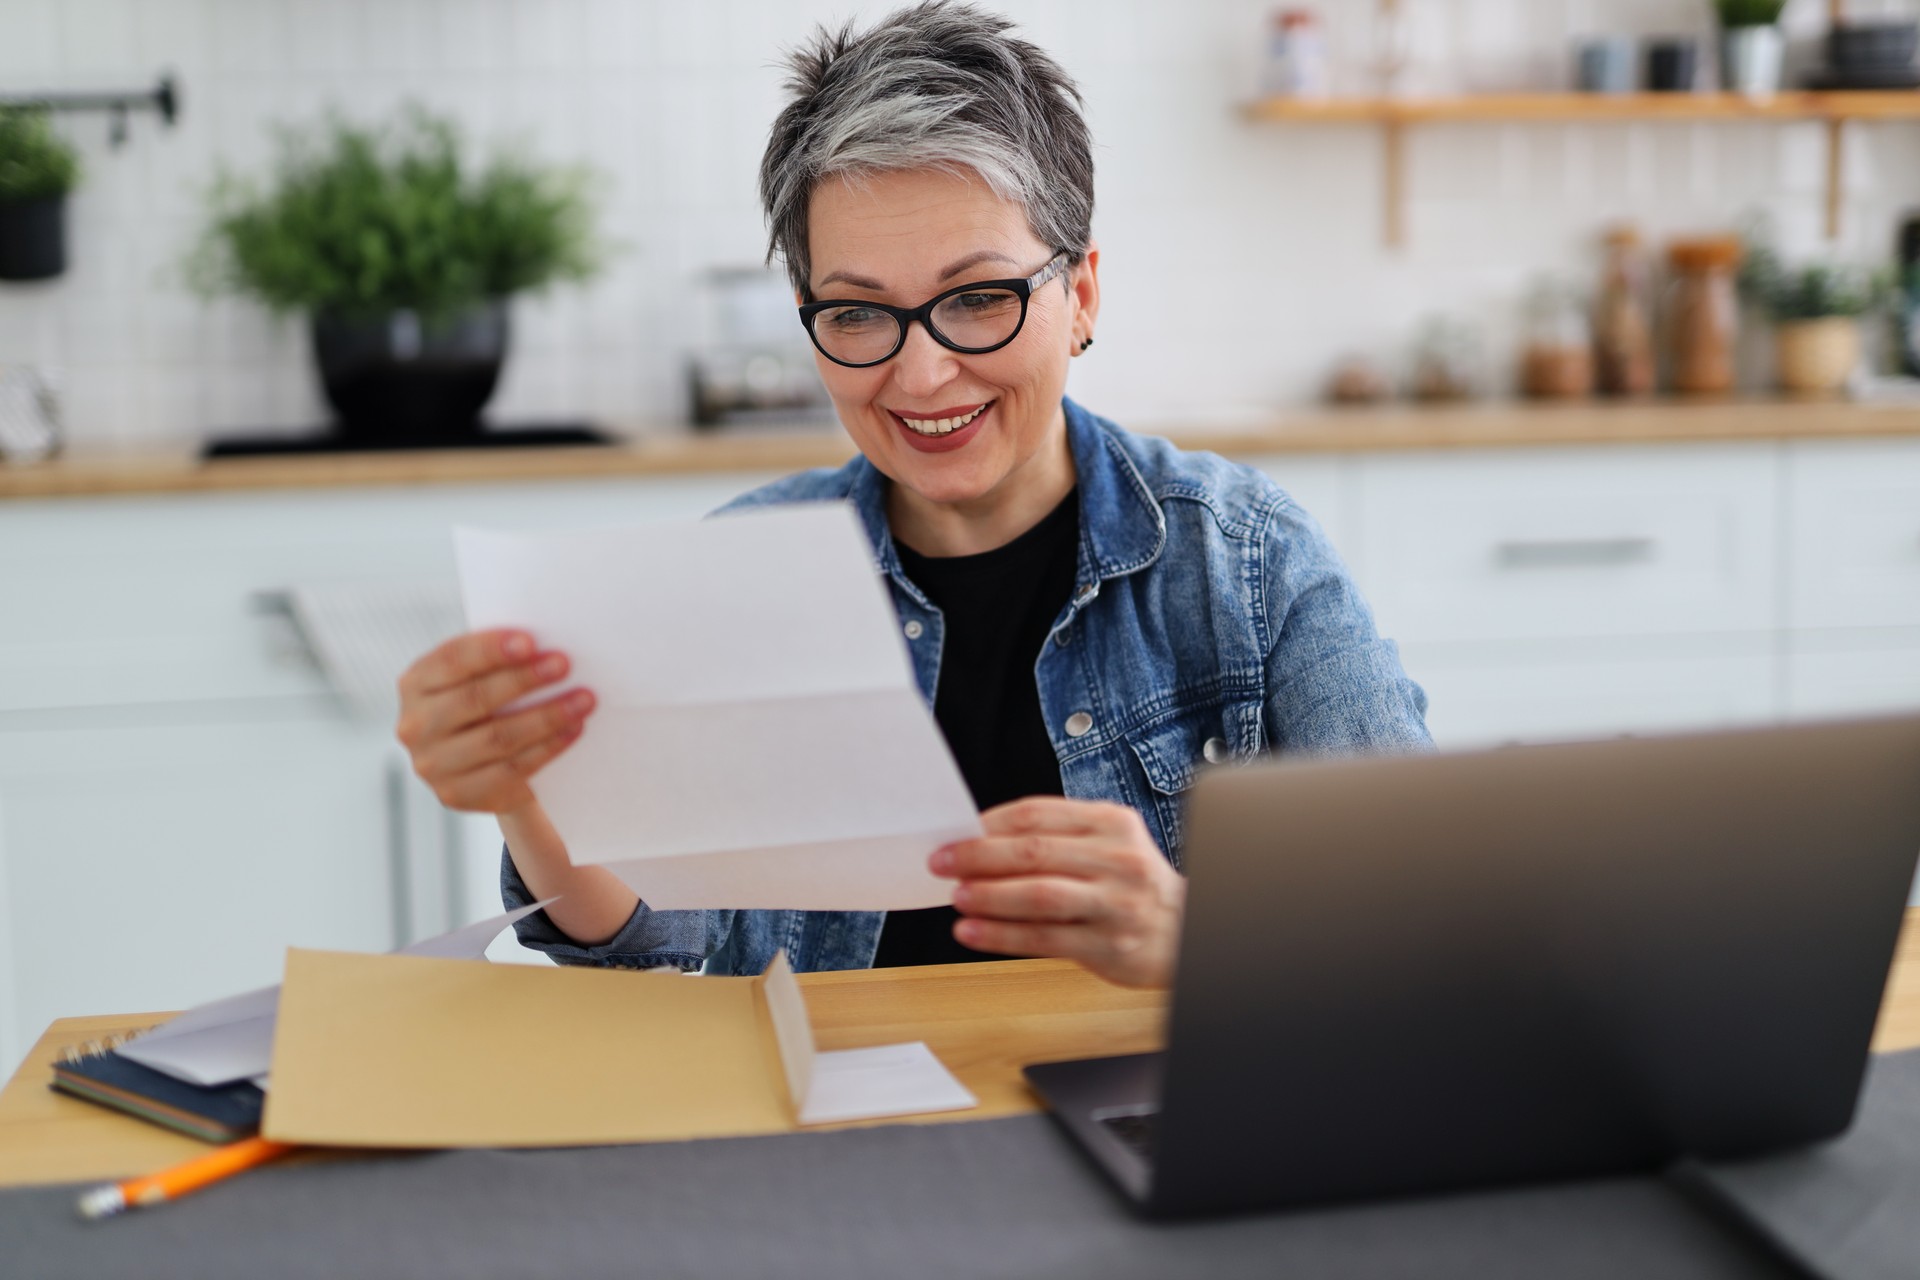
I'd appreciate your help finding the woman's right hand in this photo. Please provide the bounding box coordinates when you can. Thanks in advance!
[395,629,596,815]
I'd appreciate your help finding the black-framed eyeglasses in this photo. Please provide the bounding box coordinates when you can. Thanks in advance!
[798,252,1070,369]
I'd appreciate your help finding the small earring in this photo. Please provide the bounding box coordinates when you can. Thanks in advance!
[1077,336,1094,354]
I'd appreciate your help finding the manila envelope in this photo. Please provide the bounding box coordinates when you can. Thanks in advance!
[263,948,974,1148]
[263,949,787,1148]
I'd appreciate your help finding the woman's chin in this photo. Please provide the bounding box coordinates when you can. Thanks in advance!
[892,462,1001,509]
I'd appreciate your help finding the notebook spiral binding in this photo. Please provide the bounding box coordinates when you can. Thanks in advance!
[56,1027,159,1064]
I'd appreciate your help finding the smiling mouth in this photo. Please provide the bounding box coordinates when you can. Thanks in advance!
[894,402,993,437]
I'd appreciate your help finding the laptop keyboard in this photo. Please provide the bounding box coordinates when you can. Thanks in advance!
[1094,1106,1160,1161]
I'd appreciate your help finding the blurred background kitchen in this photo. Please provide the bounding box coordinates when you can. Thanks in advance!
[1,0,1918,1076]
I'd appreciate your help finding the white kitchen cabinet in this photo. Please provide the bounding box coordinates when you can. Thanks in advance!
[1785,631,1920,718]
[0,475,776,714]
[1354,445,1779,646]
[1786,440,1920,632]
[1404,637,1778,750]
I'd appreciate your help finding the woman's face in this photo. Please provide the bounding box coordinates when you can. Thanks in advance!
[804,167,1098,516]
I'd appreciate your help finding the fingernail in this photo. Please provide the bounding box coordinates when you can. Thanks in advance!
[955,920,981,943]
[568,690,595,713]
[535,654,566,679]
[929,847,954,874]
[951,883,971,908]
[503,634,533,660]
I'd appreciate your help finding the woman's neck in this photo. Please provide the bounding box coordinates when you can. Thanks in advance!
[887,419,1077,558]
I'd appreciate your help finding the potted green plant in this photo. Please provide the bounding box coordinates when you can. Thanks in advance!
[1740,240,1892,394]
[189,107,603,442]
[1716,0,1789,99]
[0,108,81,282]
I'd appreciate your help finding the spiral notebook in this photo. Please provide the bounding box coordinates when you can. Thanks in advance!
[50,1033,265,1144]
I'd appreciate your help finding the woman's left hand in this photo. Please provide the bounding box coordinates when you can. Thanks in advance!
[931,797,1186,988]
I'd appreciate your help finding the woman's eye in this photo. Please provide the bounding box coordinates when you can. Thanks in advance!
[824,308,882,330]
[945,291,1019,318]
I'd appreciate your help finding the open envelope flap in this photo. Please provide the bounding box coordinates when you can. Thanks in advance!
[756,951,977,1128]
[264,949,788,1149]
[757,951,817,1113]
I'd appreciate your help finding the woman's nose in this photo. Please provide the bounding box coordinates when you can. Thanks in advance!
[889,321,960,400]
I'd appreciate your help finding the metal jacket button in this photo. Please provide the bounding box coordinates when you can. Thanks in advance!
[1065,712,1093,738]
[1203,737,1229,764]
[903,620,924,640]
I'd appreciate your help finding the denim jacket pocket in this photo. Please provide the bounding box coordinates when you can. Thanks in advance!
[1125,698,1262,868]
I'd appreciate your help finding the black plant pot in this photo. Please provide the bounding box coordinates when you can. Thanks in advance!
[0,196,67,281]
[312,302,509,444]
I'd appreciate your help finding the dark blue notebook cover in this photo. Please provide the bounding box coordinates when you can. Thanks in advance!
[51,1049,265,1143]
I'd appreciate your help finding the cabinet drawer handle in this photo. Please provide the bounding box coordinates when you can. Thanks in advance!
[1494,537,1657,569]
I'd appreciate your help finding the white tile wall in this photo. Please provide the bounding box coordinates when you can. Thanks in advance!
[0,0,1917,445]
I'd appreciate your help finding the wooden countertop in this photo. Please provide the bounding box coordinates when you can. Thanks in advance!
[5,399,1918,501]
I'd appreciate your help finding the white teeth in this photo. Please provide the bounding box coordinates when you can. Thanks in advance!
[899,403,989,436]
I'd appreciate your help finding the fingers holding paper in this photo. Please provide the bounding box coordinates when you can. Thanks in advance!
[934,797,1187,990]
[396,628,597,814]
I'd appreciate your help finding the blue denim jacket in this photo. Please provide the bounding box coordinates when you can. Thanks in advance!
[503,398,1429,973]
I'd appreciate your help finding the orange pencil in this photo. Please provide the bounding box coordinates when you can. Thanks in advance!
[76,1136,296,1220]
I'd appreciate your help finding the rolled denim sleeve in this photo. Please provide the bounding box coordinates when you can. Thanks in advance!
[500,846,731,971]
[1260,498,1432,755]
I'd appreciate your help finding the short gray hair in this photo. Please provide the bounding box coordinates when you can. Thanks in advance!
[759,1,1095,299]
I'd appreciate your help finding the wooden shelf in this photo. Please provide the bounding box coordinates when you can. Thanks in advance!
[1241,90,1920,247]
[1242,90,1920,125]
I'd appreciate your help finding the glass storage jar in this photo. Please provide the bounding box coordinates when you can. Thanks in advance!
[1664,236,1743,396]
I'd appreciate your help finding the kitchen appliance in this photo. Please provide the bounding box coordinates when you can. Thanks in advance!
[685,266,832,429]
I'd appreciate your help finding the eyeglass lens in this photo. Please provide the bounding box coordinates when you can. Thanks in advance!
[810,288,1024,364]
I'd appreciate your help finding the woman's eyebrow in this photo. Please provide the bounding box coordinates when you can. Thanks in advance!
[814,250,1019,294]
[937,249,1018,279]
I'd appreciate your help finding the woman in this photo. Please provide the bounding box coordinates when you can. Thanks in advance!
[395,2,1429,990]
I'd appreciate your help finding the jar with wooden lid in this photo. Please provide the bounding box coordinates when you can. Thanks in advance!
[1664,236,1743,396]
[1594,225,1655,396]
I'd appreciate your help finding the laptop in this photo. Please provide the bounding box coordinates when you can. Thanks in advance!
[1024,713,1920,1218]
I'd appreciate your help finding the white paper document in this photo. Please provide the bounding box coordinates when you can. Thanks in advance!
[762,952,976,1126]
[119,903,549,1086]
[454,503,982,911]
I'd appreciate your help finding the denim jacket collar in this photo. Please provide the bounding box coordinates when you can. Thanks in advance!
[845,397,1168,600]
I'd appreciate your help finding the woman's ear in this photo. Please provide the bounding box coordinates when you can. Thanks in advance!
[1070,242,1101,344]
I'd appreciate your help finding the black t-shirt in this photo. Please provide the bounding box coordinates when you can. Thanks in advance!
[871,489,1081,968]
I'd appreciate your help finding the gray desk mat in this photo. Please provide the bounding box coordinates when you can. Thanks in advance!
[1696,1048,1920,1280]
[2,1119,1806,1280]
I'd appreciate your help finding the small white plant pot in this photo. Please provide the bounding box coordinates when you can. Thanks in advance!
[1721,26,1786,100]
